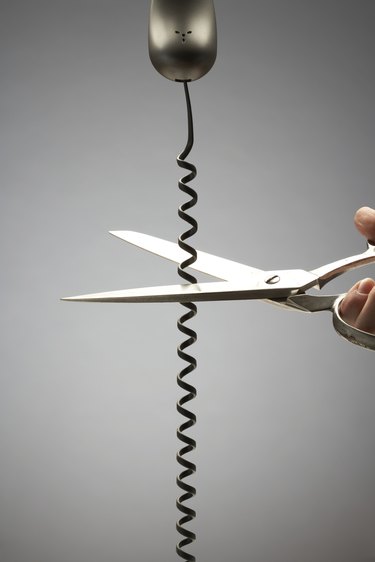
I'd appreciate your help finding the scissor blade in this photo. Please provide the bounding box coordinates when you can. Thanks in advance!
[62,282,284,303]
[109,231,262,281]
[62,270,317,303]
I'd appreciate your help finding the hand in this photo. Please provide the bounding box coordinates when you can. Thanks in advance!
[340,207,375,334]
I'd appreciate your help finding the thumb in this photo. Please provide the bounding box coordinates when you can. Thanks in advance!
[354,207,375,243]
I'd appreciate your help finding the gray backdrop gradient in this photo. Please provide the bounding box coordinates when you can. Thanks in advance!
[1,1,374,561]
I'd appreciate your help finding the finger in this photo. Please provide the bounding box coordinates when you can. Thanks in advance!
[340,278,375,325]
[354,207,375,243]
[346,279,361,293]
[354,286,375,334]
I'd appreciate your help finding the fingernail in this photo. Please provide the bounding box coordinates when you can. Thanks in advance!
[357,278,373,295]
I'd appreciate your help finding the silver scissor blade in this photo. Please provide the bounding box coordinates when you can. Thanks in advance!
[62,282,286,303]
[109,231,263,281]
[61,270,318,303]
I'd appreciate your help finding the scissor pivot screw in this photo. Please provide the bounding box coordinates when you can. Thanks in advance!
[265,275,280,285]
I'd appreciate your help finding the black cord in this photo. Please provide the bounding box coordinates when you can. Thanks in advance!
[176,81,198,562]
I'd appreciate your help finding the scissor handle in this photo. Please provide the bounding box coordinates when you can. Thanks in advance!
[332,294,375,351]
[312,241,375,288]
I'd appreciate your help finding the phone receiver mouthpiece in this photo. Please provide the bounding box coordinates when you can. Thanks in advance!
[149,0,217,82]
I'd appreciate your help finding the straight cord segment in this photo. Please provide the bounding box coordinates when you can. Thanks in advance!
[176,81,198,562]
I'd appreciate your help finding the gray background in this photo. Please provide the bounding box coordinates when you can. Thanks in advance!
[1,1,374,561]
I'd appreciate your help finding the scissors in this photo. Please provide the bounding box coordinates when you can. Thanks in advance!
[63,231,375,350]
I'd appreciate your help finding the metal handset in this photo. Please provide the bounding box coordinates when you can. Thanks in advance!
[149,0,217,81]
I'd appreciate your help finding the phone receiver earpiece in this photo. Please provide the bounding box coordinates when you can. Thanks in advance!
[149,0,217,82]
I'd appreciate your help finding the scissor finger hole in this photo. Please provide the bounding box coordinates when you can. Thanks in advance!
[333,295,375,351]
